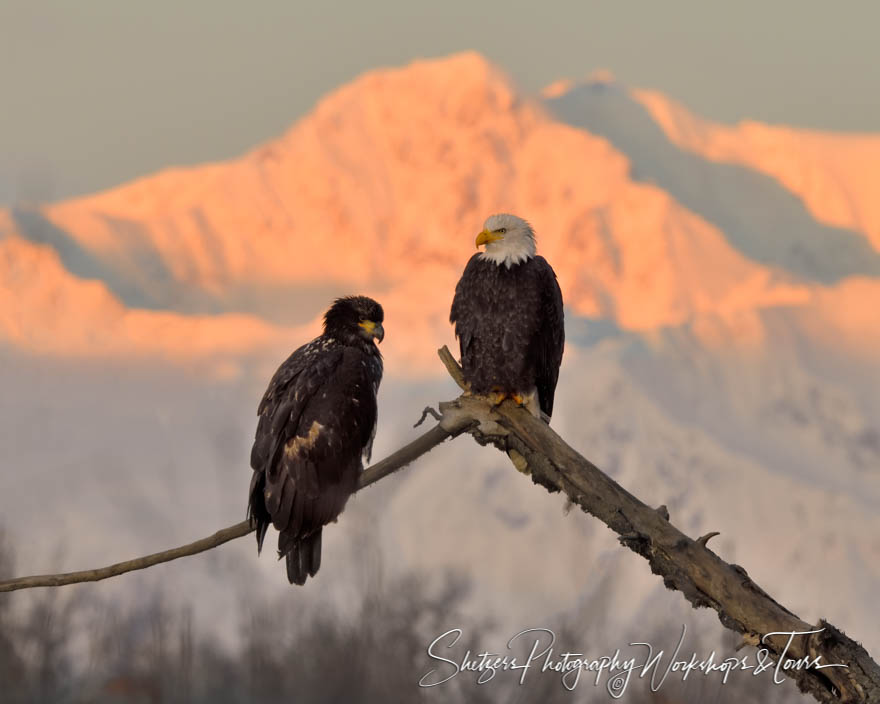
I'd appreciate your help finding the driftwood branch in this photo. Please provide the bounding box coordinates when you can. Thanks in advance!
[0,415,474,593]
[2,344,878,703]
[437,345,880,704]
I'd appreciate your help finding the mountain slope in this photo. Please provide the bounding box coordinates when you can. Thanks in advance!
[0,233,289,370]
[634,88,880,253]
[7,52,870,364]
[544,78,880,285]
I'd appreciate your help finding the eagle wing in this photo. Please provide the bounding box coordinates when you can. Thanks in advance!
[248,339,378,556]
[449,254,486,361]
[532,256,565,418]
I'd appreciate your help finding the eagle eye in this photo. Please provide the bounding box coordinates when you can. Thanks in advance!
[498,228,507,234]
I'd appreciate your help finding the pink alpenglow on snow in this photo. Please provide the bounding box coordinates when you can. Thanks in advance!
[0,52,877,370]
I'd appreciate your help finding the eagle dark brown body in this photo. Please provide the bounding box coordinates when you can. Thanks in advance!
[450,214,565,419]
[248,296,384,584]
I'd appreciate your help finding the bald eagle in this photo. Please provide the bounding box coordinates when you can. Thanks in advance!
[248,296,384,585]
[450,214,564,419]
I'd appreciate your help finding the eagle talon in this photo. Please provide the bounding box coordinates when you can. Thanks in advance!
[486,389,508,407]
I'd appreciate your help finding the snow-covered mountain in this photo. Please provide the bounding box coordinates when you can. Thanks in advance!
[4,54,878,367]
[633,86,880,253]
[2,52,878,688]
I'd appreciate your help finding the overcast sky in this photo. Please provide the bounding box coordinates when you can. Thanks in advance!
[1,0,878,205]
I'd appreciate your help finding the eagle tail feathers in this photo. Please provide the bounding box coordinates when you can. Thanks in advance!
[285,530,323,585]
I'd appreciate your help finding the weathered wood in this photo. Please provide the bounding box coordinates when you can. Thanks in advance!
[438,344,879,704]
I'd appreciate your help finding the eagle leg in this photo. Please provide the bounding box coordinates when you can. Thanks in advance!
[486,387,508,407]
[513,390,542,418]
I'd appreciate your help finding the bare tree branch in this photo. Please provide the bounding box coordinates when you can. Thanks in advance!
[0,521,256,593]
[435,346,880,704]
[439,344,467,391]
[0,415,474,594]
[413,406,443,428]
[2,344,878,703]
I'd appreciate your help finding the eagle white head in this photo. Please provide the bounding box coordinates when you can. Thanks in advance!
[476,213,537,268]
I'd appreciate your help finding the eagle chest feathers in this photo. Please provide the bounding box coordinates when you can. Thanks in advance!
[451,254,563,417]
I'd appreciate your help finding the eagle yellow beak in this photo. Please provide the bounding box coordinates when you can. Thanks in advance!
[359,319,384,343]
[476,228,504,248]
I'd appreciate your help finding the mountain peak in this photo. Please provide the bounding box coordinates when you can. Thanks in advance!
[296,51,520,136]
[4,52,878,370]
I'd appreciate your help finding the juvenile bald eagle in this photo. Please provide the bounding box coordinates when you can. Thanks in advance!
[450,214,564,419]
[248,296,384,585]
